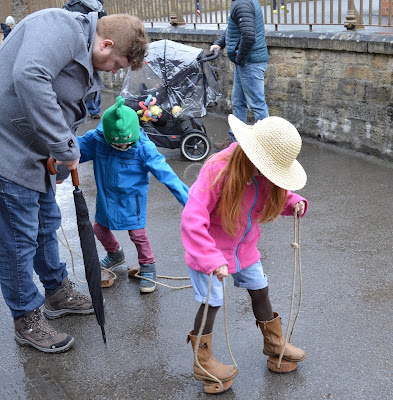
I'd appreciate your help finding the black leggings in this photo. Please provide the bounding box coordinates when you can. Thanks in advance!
[193,287,274,335]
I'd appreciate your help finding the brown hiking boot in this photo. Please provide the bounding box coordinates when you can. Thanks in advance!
[14,309,74,353]
[213,138,233,151]
[42,277,94,319]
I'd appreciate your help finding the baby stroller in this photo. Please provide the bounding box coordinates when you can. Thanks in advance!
[121,39,221,161]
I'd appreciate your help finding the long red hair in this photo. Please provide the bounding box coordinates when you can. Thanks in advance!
[206,145,288,237]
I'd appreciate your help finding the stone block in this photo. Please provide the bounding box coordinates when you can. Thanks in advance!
[276,64,299,77]
[371,54,390,70]
[365,83,392,103]
[347,66,375,81]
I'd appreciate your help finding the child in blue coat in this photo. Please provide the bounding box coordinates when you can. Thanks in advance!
[77,96,189,292]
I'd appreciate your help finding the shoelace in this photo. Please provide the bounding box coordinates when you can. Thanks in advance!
[25,312,56,339]
[141,272,153,283]
[63,280,90,301]
[101,255,114,268]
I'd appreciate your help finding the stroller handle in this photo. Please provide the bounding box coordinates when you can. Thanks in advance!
[199,48,219,63]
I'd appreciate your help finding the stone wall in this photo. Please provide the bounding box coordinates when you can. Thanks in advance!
[104,28,393,161]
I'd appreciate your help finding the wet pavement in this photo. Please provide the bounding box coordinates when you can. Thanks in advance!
[1,91,392,400]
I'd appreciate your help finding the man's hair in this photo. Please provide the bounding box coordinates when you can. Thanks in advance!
[96,14,149,70]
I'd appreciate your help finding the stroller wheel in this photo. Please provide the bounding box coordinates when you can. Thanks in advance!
[181,132,211,162]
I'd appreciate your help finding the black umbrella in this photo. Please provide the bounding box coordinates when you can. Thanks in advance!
[48,157,106,343]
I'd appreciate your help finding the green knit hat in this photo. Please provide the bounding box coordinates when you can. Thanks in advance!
[102,96,140,151]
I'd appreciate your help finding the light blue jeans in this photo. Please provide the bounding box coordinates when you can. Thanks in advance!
[0,177,67,318]
[228,62,269,141]
[189,260,268,307]
[232,61,269,124]
[87,90,101,116]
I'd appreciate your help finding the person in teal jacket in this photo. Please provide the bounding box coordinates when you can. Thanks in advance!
[77,96,189,292]
[211,0,269,151]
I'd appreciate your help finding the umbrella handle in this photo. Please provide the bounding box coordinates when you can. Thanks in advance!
[47,156,79,187]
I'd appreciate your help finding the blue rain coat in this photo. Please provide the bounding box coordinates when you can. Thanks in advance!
[77,123,189,230]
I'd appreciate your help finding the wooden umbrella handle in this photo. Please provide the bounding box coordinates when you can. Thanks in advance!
[47,156,79,187]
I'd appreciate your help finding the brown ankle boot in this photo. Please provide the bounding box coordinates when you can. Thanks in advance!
[256,312,306,362]
[187,331,238,382]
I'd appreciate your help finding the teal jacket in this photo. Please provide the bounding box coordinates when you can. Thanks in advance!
[77,123,189,230]
[214,0,268,66]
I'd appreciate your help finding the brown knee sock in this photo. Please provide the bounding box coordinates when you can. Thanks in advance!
[193,304,220,335]
[248,286,274,321]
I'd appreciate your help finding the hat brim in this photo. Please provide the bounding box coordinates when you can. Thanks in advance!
[228,115,307,191]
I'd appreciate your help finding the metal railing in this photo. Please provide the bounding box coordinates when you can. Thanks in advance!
[1,1,393,30]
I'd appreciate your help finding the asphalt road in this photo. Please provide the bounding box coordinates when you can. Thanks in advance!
[0,91,392,400]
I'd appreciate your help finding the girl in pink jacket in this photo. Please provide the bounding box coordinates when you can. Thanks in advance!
[181,115,308,393]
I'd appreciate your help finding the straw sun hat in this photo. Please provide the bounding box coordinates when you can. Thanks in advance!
[228,115,307,191]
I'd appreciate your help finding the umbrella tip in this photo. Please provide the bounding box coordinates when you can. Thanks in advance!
[101,326,107,344]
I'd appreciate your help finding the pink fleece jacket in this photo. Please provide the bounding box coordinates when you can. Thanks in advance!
[181,143,308,275]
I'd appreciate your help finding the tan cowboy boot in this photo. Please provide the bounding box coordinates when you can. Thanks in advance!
[187,330,238,392]
[256,312,306,362]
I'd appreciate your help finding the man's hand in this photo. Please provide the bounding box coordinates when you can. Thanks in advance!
[56,159,79,171]
[213,265,228,281]
[210,44,221,53]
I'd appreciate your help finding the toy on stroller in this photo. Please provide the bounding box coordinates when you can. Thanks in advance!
[120,39,221,161]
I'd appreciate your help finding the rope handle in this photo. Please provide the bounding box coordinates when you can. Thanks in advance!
[277,204,303,369]
[194,273,238,392]
[58,223,189,289]
[133,271,192,290]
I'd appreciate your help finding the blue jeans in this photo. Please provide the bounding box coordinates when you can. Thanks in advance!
[232,62,269,125]
[87,91,101,116]
[0,177,67,318]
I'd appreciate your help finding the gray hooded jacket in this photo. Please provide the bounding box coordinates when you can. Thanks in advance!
[0,8,103,193]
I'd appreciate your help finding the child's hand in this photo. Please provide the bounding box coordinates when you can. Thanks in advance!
[294,201,305,216]
[213,265,228,281]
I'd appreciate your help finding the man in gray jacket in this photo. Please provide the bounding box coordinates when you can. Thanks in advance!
[0,8,148,353]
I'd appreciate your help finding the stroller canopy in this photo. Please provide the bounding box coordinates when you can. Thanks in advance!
[121,40,221,118]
